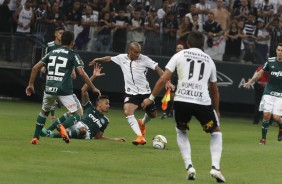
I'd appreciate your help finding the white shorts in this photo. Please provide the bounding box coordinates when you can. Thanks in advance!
[42,92,82,113]
[259,95,282,116]
[67,121,91,140]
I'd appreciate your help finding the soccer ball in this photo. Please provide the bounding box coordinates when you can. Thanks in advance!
[152,135,167,149]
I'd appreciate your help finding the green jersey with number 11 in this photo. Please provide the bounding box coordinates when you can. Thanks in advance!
[41,47,84,95]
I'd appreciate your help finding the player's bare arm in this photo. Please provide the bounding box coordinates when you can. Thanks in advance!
[81,64,105,104]
[89,56,112,66]
[243,69,264,88]
[26,61,45,96]
[40,66,46,74]
[142,69,172,109]
[94,132,126,142]
[165,81,175,90]
[76,67,101,96]
[209,82,220,118]
[155,65,164,77]
[71,69,76,79]
[155,66,172,88]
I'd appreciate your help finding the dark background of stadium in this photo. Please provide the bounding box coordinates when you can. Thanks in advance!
[0,51,259,117]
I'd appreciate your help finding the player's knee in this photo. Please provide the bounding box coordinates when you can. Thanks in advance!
[176,127,186,134]
[263,112,271,121]
[123,107,131,117]
[272,115,280,123]
[79,127,87,136]
[176,121,189,130]
[210,126,221,133]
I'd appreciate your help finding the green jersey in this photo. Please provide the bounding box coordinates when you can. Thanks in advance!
[45,41,61,54]
[262,57,282,97]
[41,47,84,95]
[81,101,109,139]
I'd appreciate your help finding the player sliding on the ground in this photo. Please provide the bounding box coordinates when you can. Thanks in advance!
[26,31,100,145]
[42,63,126,142]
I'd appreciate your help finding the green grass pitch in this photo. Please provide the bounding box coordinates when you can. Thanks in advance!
[0,100,281,184]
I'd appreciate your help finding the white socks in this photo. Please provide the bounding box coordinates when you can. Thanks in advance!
[126,115,142,136]
[210,132,223,170]
[176,128,223,170]
[176,128,192,169]
[142,113,151,125]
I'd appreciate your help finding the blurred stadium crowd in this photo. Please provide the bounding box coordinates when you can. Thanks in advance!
[0,0,282,63]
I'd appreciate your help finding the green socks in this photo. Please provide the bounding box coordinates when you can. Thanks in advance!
[261,120,270,139]
[50,109,55,117]
[61,113,81,129]
[33,112,47,139]
[47,113,69,131]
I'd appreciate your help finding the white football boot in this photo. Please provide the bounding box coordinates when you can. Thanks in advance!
[187,165,196,180]
[210,166,225,183]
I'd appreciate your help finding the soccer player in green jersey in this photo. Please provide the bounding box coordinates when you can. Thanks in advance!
[40,26,76,122]
[244,43,282,144]
[26,30,101,145]
[42,63,126,141]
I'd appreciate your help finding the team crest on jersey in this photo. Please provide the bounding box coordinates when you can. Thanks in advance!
[127,88,131,92]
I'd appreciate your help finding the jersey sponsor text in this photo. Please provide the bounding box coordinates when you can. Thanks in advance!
[52,49,69,54]
[45,86,58,93]
[181,82,203,90]
[177,89,203,98]
[46,76,63,81]
[271,71,282,77]
[89,114,103,128]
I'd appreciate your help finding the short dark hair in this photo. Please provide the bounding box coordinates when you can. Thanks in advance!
[61,31,74,46]
[187,31,204,49]
[96,95,109,104]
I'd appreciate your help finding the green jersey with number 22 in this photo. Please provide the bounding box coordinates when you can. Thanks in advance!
[41,47,84,95]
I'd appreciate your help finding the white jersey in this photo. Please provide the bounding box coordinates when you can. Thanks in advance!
[111,54,158,95]
[166,48,217,105]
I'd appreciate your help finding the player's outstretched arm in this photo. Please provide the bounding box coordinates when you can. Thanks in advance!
[142,69,172,109]
[94,132,126,142]
[155,66,164,77]
[77,67,101,96]
[243,69,264,89]
[71,69,76,79]
[89,56,112,66]
[81,63,105,104]
[26,61,45,96]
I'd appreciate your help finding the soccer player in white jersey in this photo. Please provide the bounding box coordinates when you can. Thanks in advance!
[89,42,164,145]
[142,31,225,183]
[244,43,282,144]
